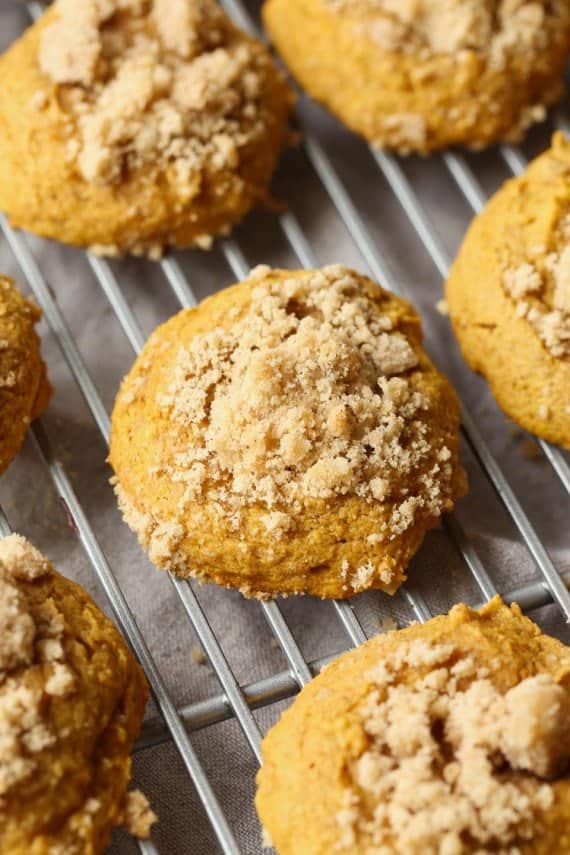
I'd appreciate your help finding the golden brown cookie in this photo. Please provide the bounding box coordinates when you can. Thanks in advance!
[109,264,466,599]
[256,596,570,855]
[263,0,570,154]
[446,132,570,449]
[0,533,154,855]
[0,275,51,475]
[0,0,293,257]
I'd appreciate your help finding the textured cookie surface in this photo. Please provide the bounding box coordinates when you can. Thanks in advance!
[109,264,465,599]
[446,132,570,448]
[263,0,570,153]
[256,597,570,854]
[0,0,292,256]
[0,534,152,855]
[0,276,51,475]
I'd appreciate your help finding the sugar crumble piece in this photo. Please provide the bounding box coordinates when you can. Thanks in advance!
[0,534,51,582]
[336,639,570,853]
[502,675,570,778]
[377,113,427,153]
[435,299,449,316]
[121,790,157,839]
[503,262,543,299]
[0,575,36,674]
[500,211,570,359]
[190,645,207,666]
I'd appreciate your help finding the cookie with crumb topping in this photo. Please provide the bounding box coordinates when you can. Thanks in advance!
[109,264,466,599]
[0,0,292,257]
[0,275,51,475]
[263,0,570,154]
[256,596,570,855]
[446,132,570,449]
[0,533,154,855]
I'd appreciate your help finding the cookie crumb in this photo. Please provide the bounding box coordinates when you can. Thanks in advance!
[0,534,51,581]
[121,790,157,839]
[435,299,449,316]
[190,645,207,666]
[379,615,398,632]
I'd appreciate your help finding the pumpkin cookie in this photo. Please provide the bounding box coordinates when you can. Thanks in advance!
[0,533,154,854]
[446,132,570,449]
[109,264,466,599]
[0,0,292,257]
[263,0,570,154]
[0,275,51,475]
[256,596,570,854]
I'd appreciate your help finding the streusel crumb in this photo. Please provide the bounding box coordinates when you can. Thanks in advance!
[121,790,157,839]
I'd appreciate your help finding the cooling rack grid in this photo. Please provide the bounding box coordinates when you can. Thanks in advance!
[0,1,569,852]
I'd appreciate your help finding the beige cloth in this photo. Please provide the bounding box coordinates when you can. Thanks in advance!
[0,3,569,852]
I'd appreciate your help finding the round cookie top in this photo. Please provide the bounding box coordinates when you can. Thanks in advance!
[110,264,465,598]
[0,276,51,475]
[445,132,570,448]
[0,534,153,854]
[0,0,292,255]
[263,0,570,153]
[256,597,570,854]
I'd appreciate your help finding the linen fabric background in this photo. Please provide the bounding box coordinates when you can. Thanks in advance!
[0,3,569,853]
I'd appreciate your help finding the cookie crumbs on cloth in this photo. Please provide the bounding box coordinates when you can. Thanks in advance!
[327,0,557,66]
[36,0,275,196]
[502,213,570,359]
[151,265,455,542]
[336,640,570,854]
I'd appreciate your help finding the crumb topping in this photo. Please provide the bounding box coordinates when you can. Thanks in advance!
[121,790,157,838]
[135,266,456,550]
[0,534,51,582]
[327,0,567,65]
[336,640,570,854]
[0,536,75,800]
[502,212,570,359]
[37,0,280,189]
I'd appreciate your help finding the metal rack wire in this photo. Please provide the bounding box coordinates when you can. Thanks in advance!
[0,2,569,852]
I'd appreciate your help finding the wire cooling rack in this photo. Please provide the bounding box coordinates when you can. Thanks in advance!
[1,1,569,853]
